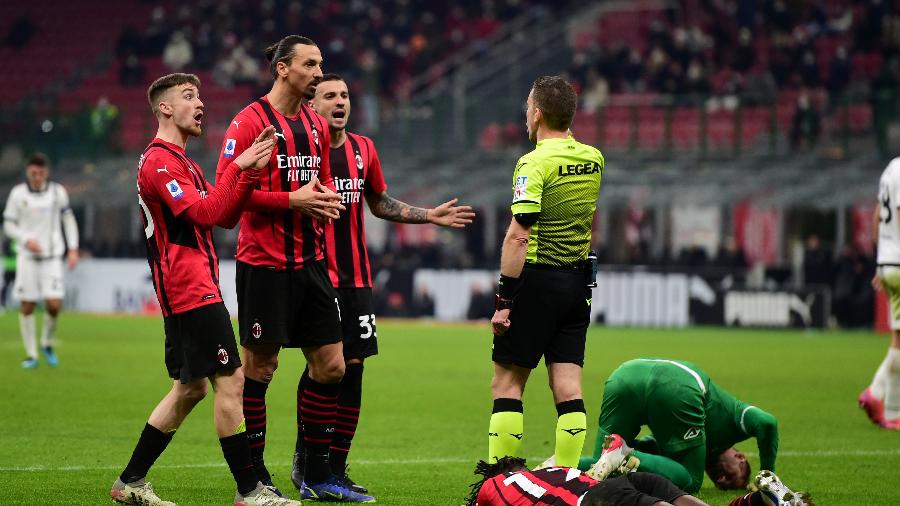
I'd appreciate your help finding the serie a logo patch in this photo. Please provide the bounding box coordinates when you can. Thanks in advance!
[224,138,237,158]
[513,175,528,202]
[166,180,184,201]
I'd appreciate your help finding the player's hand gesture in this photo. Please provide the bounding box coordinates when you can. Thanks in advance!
[428,198,476,228]
[872,273,883,291]
[234,126,276,171]
[289,175,345,220]
[491,308,511,336]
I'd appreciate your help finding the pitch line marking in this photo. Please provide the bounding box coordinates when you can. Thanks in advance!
[2,449,899,473]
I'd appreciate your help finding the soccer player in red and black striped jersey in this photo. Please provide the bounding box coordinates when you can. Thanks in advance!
[465,457,810,506]
[215,36,374,502]
[466,457,706,506]
[288,73,475,498]
[111,73,301,506]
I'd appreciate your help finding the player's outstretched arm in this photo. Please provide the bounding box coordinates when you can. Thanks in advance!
[187,136,275,229]
[742,408,779,472]
[365,192,475,227]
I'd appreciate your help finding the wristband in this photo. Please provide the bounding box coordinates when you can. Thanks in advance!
[495,294,514,310]
[498,274,521,299]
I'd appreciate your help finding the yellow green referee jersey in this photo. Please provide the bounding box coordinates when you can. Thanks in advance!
[510,136,604,266]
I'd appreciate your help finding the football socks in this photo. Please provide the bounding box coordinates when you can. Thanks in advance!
[296,368,310,452]
[119,423,174,484]
[728,492,768,506]
[220,431,258,495]
[40,313,56,349]
[554,399,587,468]
[19,313,36,359]
[331,362,364,475]
[488,398,524,462]
[301,377,340,483]
[242,378,270,472]
[883,346,900,420]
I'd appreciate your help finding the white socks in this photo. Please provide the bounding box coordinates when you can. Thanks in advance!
[883,347,900,421]
[40,314,57,349]
[20,313,36,359]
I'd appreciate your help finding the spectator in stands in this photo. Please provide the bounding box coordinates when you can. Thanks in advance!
[467,282,495,320]
[88,97,120,156]
[714,237,747,270]
[790,92,821,150]
[162,31,193,71]
[5,16,35,49]
[833,243,875,328]
[803,235,833,287]
[119,53,145,87]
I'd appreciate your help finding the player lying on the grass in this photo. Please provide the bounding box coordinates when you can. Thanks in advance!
[570,358,778,494]
[464,456,810,506]
[110,73,299,506]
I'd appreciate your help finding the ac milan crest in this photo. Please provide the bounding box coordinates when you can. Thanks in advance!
[217,347,229,365]
[251,322,262,339]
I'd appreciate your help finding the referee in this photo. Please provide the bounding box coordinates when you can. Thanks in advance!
[488,75,604,469]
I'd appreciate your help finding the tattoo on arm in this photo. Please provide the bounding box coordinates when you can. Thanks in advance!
[368,192,428,223]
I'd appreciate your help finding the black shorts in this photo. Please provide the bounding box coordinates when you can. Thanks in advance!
[492,265,591,369]
[582,473,688,506]
[164,302,242,383]
[337,287,379,360]
[236,260,342,349]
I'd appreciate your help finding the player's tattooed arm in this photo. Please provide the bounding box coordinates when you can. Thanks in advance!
[366,192,429,224]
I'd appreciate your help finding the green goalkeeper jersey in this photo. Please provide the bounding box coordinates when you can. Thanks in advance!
[705,380,779,472]
[510,136,603,266]
[604,359,779,471]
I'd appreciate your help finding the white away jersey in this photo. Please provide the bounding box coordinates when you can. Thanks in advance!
[878,157,900,265]
[3,182,78,259]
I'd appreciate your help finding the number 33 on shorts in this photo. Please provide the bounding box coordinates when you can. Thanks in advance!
[358,314,377,339]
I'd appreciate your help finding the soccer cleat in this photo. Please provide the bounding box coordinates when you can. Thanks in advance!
[41,346,58,367]
[234,484,302,506]
[21,357,38,369]
[533,455,556,470]
[881,417,900,430]
[754,470,814,506]
[337,466,369,495]
[586,434,639,481]
[858,388,885,426]
[254,461,285,497]
[110,478,177,506]
[290,450,305,493]
[302,476,376,503]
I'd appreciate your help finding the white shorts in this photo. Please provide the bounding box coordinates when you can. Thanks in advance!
[14,256,65,302]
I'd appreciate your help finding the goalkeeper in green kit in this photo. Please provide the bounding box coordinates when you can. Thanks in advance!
[570,358,779,494]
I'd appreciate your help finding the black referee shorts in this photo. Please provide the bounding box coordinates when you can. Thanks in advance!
[164,302,241,384]
[582,473,688,506]
[236,260,342,349]
[492,264,591,369]
[337,287,379,360]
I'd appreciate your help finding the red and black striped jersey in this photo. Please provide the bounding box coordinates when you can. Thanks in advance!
[323,132,387,289]
[216,96,333,270]
[137,139,222,317]
[476,467,598,506]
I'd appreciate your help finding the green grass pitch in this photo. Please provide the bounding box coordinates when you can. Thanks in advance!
[1,313,899,505]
